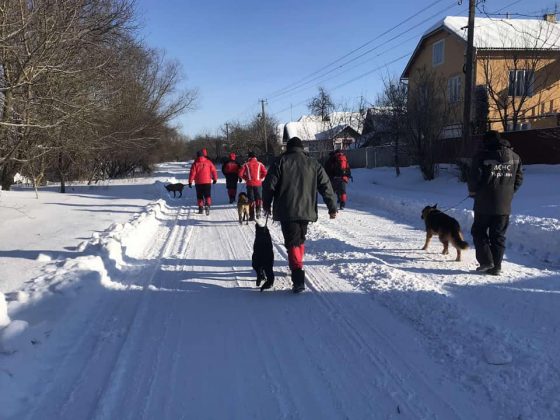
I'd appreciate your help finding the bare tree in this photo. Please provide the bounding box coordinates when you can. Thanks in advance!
[407,67,452,180]
[376,77,408,176]
[307,87,335,121]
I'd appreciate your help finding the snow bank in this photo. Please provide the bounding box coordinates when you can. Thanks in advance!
[1,199,171,354]
[0,293,10,328]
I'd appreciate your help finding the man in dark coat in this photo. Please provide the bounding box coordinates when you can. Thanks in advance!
[262,137,338,293]
[468,130,523,275]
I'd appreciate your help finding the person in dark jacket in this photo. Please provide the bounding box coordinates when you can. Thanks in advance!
[468,130,523,275]
[189,151,218,215]
[262,137,338,293]
[222,152,241,204]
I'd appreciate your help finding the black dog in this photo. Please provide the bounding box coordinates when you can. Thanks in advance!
[165,183,185,198]
[252,223,274,291]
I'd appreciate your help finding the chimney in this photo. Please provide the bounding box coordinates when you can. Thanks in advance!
[543,13,557,23]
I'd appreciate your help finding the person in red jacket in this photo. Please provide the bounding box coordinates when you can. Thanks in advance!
[188,150,218,215]
[325,149,352,210]
[238,151,267,220]
[221,152,241,204]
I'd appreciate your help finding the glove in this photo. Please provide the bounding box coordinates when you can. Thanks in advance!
[188,183,192,188]
[212,179,217,184]
[329,211,337,219]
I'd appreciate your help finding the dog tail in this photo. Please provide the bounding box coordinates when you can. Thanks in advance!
[452,230,469,250]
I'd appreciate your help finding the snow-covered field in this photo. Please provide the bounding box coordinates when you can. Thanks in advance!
[0,162,559,419]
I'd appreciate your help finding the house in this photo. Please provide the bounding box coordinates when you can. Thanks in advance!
[278,112,362,152]
[401,14,560,135]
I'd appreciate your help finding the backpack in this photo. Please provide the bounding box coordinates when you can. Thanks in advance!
[333,152,350,177]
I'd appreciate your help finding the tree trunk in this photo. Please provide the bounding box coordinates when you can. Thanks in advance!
[394,137,401,177]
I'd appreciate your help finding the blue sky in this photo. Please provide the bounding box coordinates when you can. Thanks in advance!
[136,0,558,137]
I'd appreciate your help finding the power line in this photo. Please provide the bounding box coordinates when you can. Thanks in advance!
[267,1,463,103]
[266,0,458,101]
[269,52,411,118]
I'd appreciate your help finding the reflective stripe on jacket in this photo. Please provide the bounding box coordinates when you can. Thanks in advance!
[239,158,267,187]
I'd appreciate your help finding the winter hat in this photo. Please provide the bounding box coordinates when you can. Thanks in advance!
[287,137,303,150]
[248,151,256,158]
[196,151,203,158]
[229,152,236,160]
[483,130,501,143]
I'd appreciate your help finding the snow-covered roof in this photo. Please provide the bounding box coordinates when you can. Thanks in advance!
[403,16,560,78]
[282,112,363,142]
[428,16,560,50]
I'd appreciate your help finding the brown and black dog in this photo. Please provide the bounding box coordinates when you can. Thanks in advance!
[421,204,468,261]
[165,183,185,198]
[237,192,251,225]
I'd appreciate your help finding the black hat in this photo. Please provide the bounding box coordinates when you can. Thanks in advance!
[248,151,256,158]
[196,151,203,158]
[483,130,501,143]
[287,137,303,149]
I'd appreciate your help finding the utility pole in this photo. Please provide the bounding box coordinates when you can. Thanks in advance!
[260,99,268,154]
[461,0,477,156]
[225,122,230,144]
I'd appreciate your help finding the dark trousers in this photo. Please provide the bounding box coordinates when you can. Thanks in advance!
[281,221,308,271]
[246,186,262,205]
[471,213,510,269]
[331,177,347,203]
[195,184,212,207]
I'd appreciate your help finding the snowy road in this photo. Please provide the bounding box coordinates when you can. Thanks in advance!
[3,162,559,419]
[22,200,484,419]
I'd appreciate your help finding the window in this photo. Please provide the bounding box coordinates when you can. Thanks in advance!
[448,75,462,103]
[432,40,445,66]
[508,70,535,97]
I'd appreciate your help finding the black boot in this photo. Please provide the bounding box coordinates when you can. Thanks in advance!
[198,206,204,214]
[260,278,274,291]
[205,205,210,215]
[291,269,305,294]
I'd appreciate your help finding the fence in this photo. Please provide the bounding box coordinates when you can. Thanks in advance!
[344,145,415,169]
[437,127,560,164]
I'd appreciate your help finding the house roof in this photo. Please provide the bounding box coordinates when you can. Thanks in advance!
[281,112,363,142]
[402,16,560,78]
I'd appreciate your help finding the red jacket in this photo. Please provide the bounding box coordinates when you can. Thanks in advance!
[222,153,240,177]
[189,156,218,185]
[239,157,267,187]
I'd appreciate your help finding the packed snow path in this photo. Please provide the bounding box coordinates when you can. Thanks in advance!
[4,162,559,419]
[22,201,486,419]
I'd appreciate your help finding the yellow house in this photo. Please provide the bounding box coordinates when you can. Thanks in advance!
[401,15,560,135]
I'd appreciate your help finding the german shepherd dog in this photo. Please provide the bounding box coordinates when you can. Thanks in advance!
[252,223,274,291]
[421,204,468,261]
[237,192,251,225]
[165,182,185,198]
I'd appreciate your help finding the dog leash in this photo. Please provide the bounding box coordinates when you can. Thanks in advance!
[441,195,471,212]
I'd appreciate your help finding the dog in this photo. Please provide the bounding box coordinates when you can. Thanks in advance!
[252,223,274,291]
[421,204,468,261]
[165,182,185,198]
[237,192,251,225]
